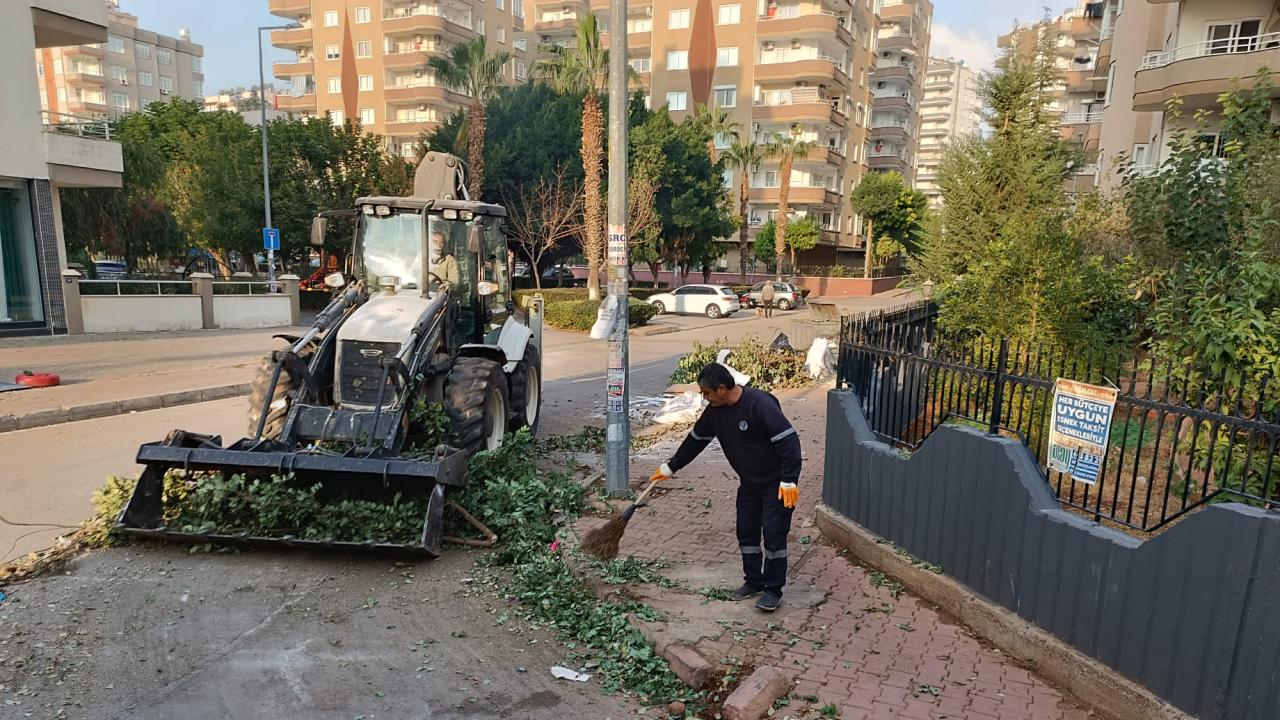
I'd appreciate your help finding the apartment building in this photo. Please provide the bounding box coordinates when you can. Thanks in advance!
[268,0,529,159]
[204,86,282,113]
[868,0,931,184]
[6,1,123,335]
[1126,0,1277,178]
[533,0,889,270]
[915,56,981,206]
[36,1,204,121]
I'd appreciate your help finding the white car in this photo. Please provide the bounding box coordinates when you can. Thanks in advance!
[648,284,741,319]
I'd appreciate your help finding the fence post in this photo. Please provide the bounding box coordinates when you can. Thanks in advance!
[279,274,301,326]
[988,338,1010,434]
[61,269,84,335]
[190,272,216,329]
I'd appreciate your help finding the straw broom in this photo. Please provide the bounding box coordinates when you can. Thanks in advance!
[580,477,661,560]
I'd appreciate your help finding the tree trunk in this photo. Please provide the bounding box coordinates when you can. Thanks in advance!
[738,176,750,283]
[647,260,661,286]
[862,218,874,279]
[467,100,486,199]
[580,94,605,301]
[775,154,792,280]
[701,261,712,283]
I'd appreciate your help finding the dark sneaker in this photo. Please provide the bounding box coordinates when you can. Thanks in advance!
[731,584,764,601]
[755,590,783,612]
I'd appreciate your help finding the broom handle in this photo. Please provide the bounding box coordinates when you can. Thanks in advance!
[631,477,661,508]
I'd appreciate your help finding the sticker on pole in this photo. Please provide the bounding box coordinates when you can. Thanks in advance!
[263,227,281,251]
[1046,378,1118,485]
[607,224,627,265]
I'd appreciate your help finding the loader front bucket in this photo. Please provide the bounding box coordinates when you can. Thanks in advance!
[116,430,469,556]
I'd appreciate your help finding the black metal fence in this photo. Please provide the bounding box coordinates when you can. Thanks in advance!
[837,312,1280,532]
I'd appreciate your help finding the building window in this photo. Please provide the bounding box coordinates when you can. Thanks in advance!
[1132,143,1149,167]
[716,46,738,66]
[1103,64,1115,104]
[666,91,688,110]
[629,57,651,73]
[110,65,127,82]
[515,38,527,51]
[193,80,203,96]
[718,3,740,24]
[57,87,66,103]
[112,92,129,109]
[496,0,504,9]
[107,35,125,53]
[359,74,374,91]
[192,56,202,72]
[324,10,338,26]
[1196,133,1227,158]
[331,110,344,125]
[515,60,527,80]
[497,27,506,43]
[136,43,152,60]
[669,8,690,29]
[713,86,736,107]
[628,17,652,32]
[476,18,486,35]
[159,76,173,93]
[514,0,524,19]
[327,77,341,93]
[138,71,153,86]
[360,107,375,124]
[36,60,44,77]
[325,44,340,60]
[356,40,373,58]
[157,48,172,65]
[667,50,688,70]
[715,132,733,149]
[355,6,371,23]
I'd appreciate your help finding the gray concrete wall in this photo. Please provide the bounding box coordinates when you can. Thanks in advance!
[822,389,1280,720]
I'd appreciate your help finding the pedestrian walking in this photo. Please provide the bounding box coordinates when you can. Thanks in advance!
[760,282,776,318]
[650,363,802,611]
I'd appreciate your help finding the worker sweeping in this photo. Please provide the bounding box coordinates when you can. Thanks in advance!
[651,363,802,612]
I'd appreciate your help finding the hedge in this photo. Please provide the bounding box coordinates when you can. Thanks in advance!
[544,298,655,332]
[514,287,667,308]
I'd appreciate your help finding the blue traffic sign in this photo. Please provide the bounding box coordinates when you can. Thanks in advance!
[263,227,280,251]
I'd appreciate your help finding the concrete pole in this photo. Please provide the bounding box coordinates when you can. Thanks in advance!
[604,0,630,497]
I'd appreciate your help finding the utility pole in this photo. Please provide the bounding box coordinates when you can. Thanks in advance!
[604,0,630,497]
[257,24,298,285]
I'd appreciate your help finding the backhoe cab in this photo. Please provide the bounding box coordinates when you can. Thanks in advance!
[118,153,543,556]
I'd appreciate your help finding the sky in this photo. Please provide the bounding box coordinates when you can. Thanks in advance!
[115,0,1068,93]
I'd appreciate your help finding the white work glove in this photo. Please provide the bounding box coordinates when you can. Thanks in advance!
[650,463,673,483]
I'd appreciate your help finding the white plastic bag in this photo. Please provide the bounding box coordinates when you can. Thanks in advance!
[655,391,706,425]
[589,295,619,340]
[805,338,836,379]
[714,349,752,387]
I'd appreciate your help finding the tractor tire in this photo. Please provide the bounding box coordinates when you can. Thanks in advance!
[444,357,509,454]
[508,344,542,434]
[245,346,313,440]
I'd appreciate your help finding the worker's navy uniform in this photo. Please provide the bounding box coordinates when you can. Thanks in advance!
[667,387,802,593]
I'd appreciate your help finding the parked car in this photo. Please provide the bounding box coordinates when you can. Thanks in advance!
[745,282,805,311]
[648,284,741,319]
[92,260,127,279]
[513,265,582,289]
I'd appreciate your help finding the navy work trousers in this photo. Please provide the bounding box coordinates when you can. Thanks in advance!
[736,481,794,592]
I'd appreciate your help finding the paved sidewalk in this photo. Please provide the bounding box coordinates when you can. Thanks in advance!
[580,383,1093,720]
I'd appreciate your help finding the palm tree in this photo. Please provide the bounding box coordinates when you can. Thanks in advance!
[426,37,511,199]
[764,125,816,279]
[694,104,741,166]
[535,15,611,301]
[723,141,763,282]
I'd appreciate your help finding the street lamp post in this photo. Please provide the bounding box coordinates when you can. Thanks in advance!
[604,0,630,496]
[257,23,300,285]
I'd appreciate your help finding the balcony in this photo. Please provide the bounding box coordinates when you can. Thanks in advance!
[1065,67,1096,92]
[40,111,123,187]
[878,0,913,21]
[756,52,848,85]
[1133,32,1280,111]
[385,42,447,68]
[276,93,316,111]
[537,11,581,32]
[66,97,108,114]
[268,0,309,16]
[750,186,842,206]
[872,63,914,82]
[869,124,909,145]
[1061,110,1102,125]
[63,69,105,86]
[920,125,948,137]
[873,95,912,113]
[272,60,313,79]
[757,11,852,45]
[753,87,846,127]
[876,32,913,52]
[868,153,908,171]
[383,7,474,37]
[385,119,443,136]
[271,25,310,48]
[384,83,464,104]
[67,43,104,58]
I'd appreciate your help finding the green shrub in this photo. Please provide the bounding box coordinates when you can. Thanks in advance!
[543,298,654,332]
[515,287,666,309]
[672,336,810,392]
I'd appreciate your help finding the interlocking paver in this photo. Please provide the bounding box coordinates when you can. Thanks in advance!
[602,382,1093,719]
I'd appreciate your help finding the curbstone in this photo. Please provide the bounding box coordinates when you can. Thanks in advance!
[1,383,251,433]
[69,401,122,422]
[119,395,164,413]
[633,323,680,337]
[15,408,70,430]
[722,666,794,720]
[662,644,716,689]
[199,383,250,402]
[160,389,204,407]
[0,414,16,433]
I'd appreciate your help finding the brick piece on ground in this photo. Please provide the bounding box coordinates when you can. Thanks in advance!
[724,666,794,720]
[663,644,715,689]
